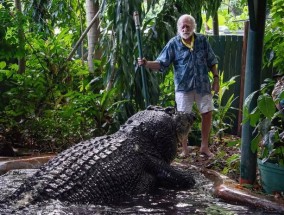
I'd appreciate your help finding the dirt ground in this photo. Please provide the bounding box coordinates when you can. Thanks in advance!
[176,135,241,182]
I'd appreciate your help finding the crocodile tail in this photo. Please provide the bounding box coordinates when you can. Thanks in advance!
[0,175,40,211]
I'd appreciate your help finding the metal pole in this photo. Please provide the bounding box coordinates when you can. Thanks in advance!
[133,11,149,108]
[240,0,267,184]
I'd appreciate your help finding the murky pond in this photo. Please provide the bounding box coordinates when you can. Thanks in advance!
[0,165,275,215]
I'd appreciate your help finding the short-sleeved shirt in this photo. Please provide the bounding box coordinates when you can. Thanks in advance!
[156,33,218,95]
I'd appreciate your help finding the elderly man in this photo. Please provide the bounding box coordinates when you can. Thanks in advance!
[138,14,219,158]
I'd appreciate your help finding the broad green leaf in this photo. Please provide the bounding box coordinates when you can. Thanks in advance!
[249,108,260,127]
[243,90,258,110]
[257,94,275,119]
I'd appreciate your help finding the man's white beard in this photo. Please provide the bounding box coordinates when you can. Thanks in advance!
[180,32,193,40]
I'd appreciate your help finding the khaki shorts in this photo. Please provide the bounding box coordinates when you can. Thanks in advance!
[175,90,214,114]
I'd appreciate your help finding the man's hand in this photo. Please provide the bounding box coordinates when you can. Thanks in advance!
[212,78,220,94]
[211,64,219,94]
[137,59,161,71]
[137,57,147,66]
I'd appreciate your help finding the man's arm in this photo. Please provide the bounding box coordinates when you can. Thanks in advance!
[211,64,220,94]
[138,58,161,71]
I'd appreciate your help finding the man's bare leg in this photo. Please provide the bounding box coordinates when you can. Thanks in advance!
[180,137,189,157]
[200,111,213,157]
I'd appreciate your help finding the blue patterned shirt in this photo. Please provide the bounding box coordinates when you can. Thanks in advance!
[156,34,218,95]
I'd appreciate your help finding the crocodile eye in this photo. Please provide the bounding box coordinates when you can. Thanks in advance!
[127,119,133,124]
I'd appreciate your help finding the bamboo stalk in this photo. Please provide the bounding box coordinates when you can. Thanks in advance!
[67,9,100,61]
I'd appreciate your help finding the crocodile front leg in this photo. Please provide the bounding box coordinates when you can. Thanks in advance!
[145,155,195,189]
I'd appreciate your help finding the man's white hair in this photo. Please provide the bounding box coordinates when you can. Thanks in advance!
[177,14,196,34]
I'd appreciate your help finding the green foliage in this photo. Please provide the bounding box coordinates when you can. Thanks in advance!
[243,79,284,167]
[220,6,248,31]
[202,1,248,33]
[158,71,175,107]
[0,60,126,151]
[263,0,284,73]
[0,1,23,60]
[22,0,84,36]
[212,72,238,141]
[0,28,127,152]
[222,153,240,176]
[203,0,222,21]
[99,0,151,109]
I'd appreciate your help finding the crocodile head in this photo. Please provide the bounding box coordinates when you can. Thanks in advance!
[157,110,196,163]
[174,112,196,147]
[126,107,196,163]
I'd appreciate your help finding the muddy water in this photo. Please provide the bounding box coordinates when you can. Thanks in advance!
[0,167,273,215]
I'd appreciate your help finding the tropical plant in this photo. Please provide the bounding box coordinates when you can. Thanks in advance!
[158,71,175,107]
[212,72,239,141]
[243,78,284,167]
[0,28,128,152]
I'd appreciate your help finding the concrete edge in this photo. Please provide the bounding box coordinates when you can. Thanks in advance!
[200,168,284,213]
[0,155,54,175]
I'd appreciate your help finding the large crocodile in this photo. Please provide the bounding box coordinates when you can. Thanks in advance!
[1,106,196,207]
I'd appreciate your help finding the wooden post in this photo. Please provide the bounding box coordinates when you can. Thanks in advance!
[237,21,249,137]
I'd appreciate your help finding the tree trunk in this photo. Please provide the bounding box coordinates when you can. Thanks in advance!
[86,0,96,72]
[14,0,26,74]
[93,1,101,60]
[212,12,219,36]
